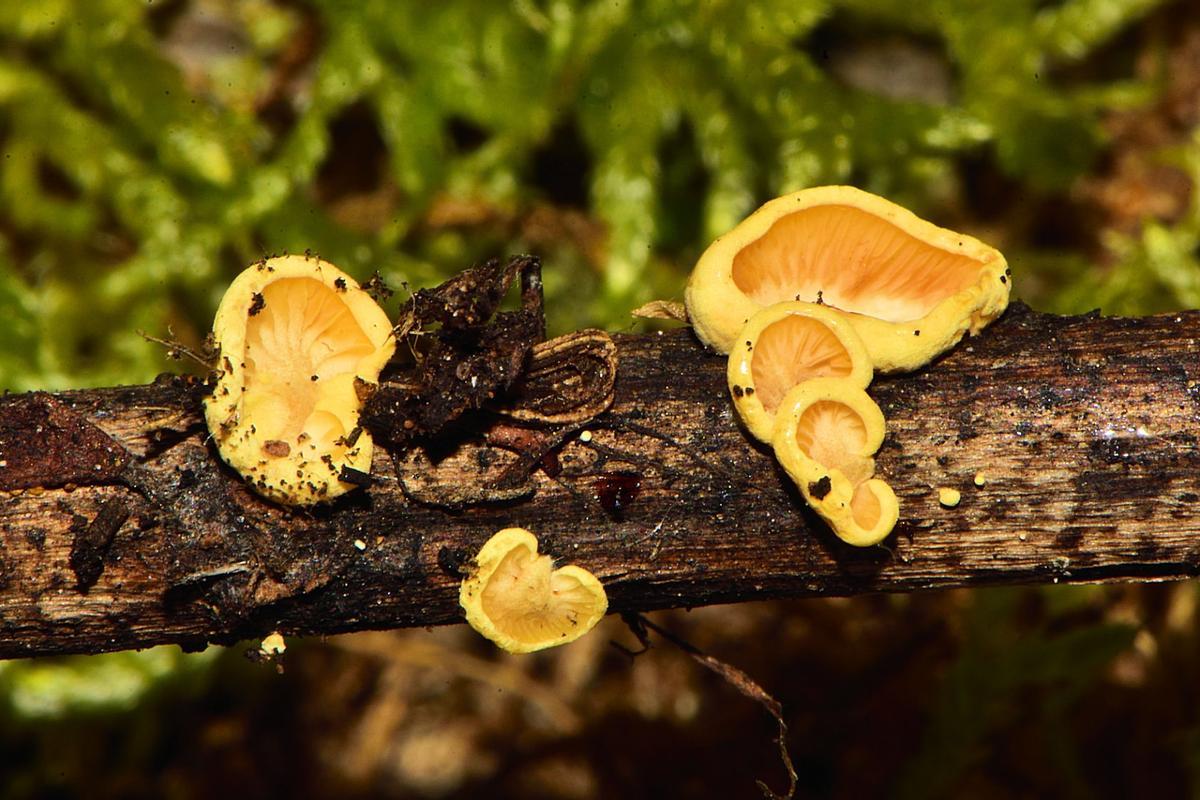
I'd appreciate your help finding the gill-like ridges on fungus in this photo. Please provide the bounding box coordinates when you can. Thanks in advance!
[686,185,1010,372]
[725,300,900,546]
[459,527,608,654]
[771,378,899,548]
[203,255,395,506]
[692,185,1012,546]
[726,301,872,443]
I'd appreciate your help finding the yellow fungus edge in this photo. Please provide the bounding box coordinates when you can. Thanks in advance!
[202,255,396,506]
[459,527,609,655]
[726,301,873,443]
[771,377,899,547]
[685,185,1010,371]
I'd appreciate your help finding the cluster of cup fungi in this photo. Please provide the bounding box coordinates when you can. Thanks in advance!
[202,186,1009,654]
[687,185,1011,547]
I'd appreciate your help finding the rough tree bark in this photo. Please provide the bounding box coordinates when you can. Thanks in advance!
[1,303,1199,660]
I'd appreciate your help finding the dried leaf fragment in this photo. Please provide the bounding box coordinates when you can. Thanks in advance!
[631,299,689,323]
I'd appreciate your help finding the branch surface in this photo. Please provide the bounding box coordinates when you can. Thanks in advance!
[2,304,1199,659]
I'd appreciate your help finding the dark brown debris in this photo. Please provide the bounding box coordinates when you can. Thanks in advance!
[69,499,131,591]
[0,393,130,491]
[361,255,548,450]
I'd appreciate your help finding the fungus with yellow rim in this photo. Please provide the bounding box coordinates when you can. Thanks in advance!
[772,377,899,547]
[686,185,1010,371]
[460,527,608,654]
[203,255,395,505]
[727,301,873,443]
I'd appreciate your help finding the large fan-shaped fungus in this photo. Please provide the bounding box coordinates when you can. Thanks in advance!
[772,377,899,547]
[687,185,1010,371]
[203,256,395,505]
[460,527,608,654]
[727,301,872,442]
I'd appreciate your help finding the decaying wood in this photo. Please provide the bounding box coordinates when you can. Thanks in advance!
[2,303,1200,659]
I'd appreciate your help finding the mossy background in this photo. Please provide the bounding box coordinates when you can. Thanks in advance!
[2,0,1200,797]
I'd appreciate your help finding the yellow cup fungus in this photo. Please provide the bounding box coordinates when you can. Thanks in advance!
[938,487,962,508]
[686,186,1013,547]
[686,185,1010,372]
[459,527,608,654]
[727,301,872,443]
[772,377,899,547]
[203,255,396,505]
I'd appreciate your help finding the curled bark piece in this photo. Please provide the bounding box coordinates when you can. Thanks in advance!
[501,330,619,425]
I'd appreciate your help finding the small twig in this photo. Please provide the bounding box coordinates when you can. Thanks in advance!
[619,613,799,800]
[137,329,217,370]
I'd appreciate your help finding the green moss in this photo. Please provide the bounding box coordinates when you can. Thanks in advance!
[0,0,1178,390]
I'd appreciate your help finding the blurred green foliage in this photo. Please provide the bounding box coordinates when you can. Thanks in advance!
[1044,130,1200,315]
[2,0,1200,795]
[0,0,1191,391]
[897,589,1136,799]
[0,647,218,719]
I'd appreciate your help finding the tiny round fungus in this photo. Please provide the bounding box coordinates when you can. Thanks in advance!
[686,185,1010,371]
[772,377,899,547]
[938,487,962,507]
[974,471,987,487]
[460,527,608,654]
[260,632,286,655]
[203,256,395,505]
[727,301,872,442]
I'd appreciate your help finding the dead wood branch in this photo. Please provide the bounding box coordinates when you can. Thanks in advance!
[2,303,1200,659]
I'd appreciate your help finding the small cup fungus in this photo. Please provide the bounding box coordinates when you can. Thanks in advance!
[938,487,962,508]
[686,185,1010,371]
[772,377,899,547]
[459,527,608,654]
[203,256,395,505]
[727,301,872,442]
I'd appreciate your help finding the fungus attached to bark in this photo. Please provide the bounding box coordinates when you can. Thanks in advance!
[459,527,608,654]
[772,377,899,546]
[727,301,872,442]
[686,185,1010,371]
[939,487,962,507]
[203,256,395,505]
